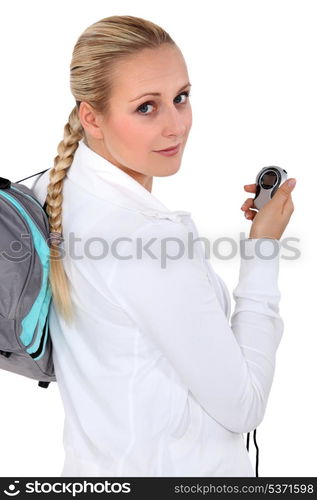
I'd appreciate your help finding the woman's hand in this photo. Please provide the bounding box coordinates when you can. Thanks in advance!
[240,178,296,240]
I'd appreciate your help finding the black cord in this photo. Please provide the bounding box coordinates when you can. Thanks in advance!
[253,428,259,477]
[246,430,259,477]
[16,168,50,184]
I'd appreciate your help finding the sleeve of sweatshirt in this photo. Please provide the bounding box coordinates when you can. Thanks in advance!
[96,218,284,434]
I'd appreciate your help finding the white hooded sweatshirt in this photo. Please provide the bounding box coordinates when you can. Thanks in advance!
[32,139,283,477]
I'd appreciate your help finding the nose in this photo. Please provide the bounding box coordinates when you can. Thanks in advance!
[161,105,187,138]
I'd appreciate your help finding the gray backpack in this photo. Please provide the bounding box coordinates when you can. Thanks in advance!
[0,169,55,388]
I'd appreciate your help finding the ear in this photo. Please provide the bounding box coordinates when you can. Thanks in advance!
[78,101,104,140]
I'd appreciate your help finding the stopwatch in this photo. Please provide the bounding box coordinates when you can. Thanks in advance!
[253,166,288,210]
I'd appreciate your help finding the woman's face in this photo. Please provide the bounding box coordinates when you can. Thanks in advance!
[81,44,192,189]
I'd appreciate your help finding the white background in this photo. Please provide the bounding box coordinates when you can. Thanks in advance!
[0,0,315,477]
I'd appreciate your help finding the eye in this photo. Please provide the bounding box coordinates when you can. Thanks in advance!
[136,91,191,116]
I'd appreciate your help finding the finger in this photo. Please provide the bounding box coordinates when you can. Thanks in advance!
[282,194,295,216]
[271,178,296,206]
[241,197,255,211]
[244,208,257,220]
[244,183,257,193]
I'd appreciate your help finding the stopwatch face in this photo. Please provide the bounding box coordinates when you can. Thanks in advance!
[260,170,279,189]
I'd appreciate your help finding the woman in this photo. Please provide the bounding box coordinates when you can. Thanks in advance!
[32,15,296,477]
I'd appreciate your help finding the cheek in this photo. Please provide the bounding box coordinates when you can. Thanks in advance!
[111,116,152,149]
[185,106,193,131]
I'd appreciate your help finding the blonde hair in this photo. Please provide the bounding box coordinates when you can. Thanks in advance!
[45,15,176,324]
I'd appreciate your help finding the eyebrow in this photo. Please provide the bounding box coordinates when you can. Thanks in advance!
[129,82,192,102]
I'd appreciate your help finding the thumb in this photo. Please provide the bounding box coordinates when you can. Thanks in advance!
[274,178,296,201]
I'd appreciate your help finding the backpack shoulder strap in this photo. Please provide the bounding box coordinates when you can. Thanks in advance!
[16,168,50,184]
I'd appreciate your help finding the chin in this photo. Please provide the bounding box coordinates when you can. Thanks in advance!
[155,163,182,177]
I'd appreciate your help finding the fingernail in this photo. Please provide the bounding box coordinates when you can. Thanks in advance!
[287,178,296,188]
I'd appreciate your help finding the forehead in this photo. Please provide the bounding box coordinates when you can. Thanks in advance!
[111,45,188,97]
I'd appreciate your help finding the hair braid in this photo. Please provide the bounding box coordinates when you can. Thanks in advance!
[46,106,83,323]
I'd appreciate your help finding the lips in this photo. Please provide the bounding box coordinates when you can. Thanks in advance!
[156,143,180,152]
